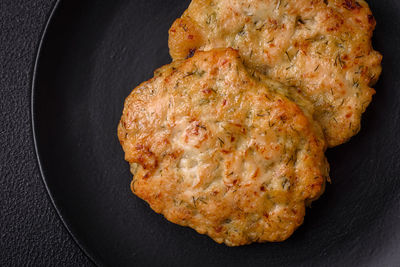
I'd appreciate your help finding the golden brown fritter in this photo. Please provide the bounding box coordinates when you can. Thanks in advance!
[168,0,382,147]
[118,49,329,246]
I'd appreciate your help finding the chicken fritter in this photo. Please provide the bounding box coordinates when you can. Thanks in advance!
[168,0,382,147]
[118,49,329,246]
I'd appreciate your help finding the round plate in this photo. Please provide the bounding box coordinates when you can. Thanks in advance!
[32,0,400,266]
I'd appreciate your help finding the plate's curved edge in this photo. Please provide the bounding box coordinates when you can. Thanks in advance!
[30,1,101,266]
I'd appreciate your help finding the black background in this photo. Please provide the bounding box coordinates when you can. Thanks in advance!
[2,0,400,266]
[0,0,91,265]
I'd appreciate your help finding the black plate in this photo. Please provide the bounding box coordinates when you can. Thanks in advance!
[32,0,400,266]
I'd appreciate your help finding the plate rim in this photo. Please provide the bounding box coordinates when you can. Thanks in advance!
[30,0,100,265]
[29,1,398,265]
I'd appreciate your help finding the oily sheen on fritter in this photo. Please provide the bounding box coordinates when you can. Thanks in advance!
[168,0,382,147]
[118,49,329,246]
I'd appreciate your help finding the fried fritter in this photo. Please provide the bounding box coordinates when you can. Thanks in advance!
[168,0,382,147]
[118,49,329,246]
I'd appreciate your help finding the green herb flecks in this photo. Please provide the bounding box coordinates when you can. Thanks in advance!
[218,137,225,147]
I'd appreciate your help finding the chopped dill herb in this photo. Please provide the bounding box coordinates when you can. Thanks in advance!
[285,51,292,62]
[218,137,225,146]
[286,155,294,165]
[334,53,344,68]
[297,17,305,25]
[256,23,266,31]
[206,12,217,25]
[223,218,232,224]
[199,99,210,105]
[370,74,376,81]
[269,121,275,127]
[238,26,246,36]
[192,196,197,208]
[281,177,290,190]
[198,198,208,204]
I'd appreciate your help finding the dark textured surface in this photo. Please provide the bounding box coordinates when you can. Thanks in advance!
[0,0,91,266]
[1,0,400,266]
[32,0,400,266]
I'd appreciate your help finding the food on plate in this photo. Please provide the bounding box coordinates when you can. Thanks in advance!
[168,0,382,147]
[118,49,329,246]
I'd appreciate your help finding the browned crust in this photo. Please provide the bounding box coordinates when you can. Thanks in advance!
[118,49,329,246]
[168,0,382,147]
